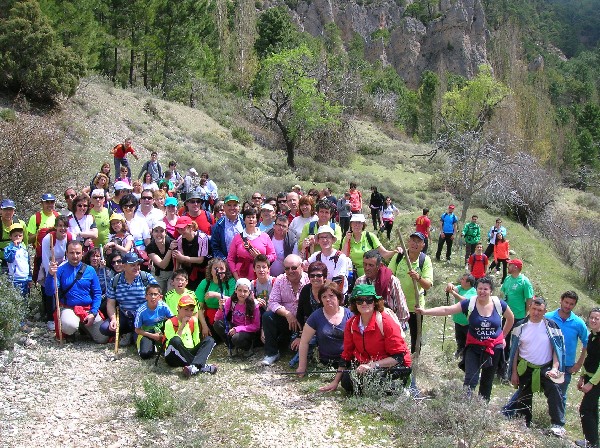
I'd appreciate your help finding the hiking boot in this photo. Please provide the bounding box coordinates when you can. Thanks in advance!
[183,365,199,377]
[549,425,566,438]
[261,353,280,366]
[575,440,599,448]
[47,320,55,331]
[119,332,134,347]
[200,364,218,375]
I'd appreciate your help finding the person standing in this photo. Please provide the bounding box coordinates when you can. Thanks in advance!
[484,218,507,259]
[415,208,432,254]
[267,215,299,277]
[368,186,385,231]
[348,182,362,214]
[462,215,481,265]
[110,137,139,179]
[435,204,458,262]
[337,192,352,235]
[0,199,28,275]
[577,308,600,448]
[545,291,589,411]
[503,297,566,437]
[137,151,163,182]
[211,194,243,259]
[445,274,477,360]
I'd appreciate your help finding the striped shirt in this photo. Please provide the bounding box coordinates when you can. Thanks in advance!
[107,271,157,313]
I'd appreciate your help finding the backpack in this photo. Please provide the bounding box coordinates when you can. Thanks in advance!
[112,271,151,290]
[316,250,343,268]
[168,315,195,334]
[340,231,375,251]
[34,211,60,247]
[466,295,503,319]
[0,216,19,243]
[350,309,405,338]
[468,254,488,269]
[308,220,335,236]
[394,251,426,271]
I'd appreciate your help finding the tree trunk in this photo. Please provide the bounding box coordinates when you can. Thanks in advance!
[286,140,295,169]
[129,29,135,87]
[459,196,471,226]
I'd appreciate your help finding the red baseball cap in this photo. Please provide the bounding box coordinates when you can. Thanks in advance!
[508,259,523,270]
[175,216,193,229]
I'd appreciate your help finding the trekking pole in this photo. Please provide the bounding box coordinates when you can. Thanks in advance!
[99,244,107,295]
[278,366,412,376]
[442,292,449,350]
[396,228,421,363]
[217,272,233,356]
[114,306,120,356]
[50,234,63,344]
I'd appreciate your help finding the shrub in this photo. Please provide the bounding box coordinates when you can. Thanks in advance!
[0,108,16,122]
[0,275,27,350]
[231,127,254,147]
[133,377,176,419]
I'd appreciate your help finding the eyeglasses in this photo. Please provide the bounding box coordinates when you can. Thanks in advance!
[147,292,161,297]
[275,223,288,229]
[309,273,324,278]
[187,200,202,204]
[92,196,104,200]
[354,297,375,305]
[77,204,89,208]
[141,196,153,200]
[284,265,300,271]
[122,204,135,209]
[113,259,123,264]
[277,200,287,203]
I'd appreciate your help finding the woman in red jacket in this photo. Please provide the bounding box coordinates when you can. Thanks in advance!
[490,233,510,283]
[321,284,411,394]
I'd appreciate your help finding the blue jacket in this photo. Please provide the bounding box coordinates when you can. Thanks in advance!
[210,215,244,259]
[44,262,102,315]
[508,316,566,372]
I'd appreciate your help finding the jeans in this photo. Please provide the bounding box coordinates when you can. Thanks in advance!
[435,233,454,261]
[503,363,565,426]
[454,323,468,358]
[99,308,136,337]
[559,366,573,411]
[580,377,600,446]
[113,157,131,179]
[262,310,292,356]
[463,344,502,401]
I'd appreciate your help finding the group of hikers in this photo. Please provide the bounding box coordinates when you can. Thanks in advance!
[0,139,598,447]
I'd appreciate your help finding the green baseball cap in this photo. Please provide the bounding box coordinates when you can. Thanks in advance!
[223,194,239,203]
[351,284,381,300]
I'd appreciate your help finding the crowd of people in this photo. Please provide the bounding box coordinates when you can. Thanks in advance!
[0,139,597,446]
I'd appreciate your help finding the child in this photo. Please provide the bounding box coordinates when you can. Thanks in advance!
[213,278,260,357]
[164,295,217,376]
[4,223,32,298]
[164,269,198,316]
[134,284,173,359]
[105,213,133,255]
[467,243,488,279]
[251,254,275,310]
[114,165,131,185]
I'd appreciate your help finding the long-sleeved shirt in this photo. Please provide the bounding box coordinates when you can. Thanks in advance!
[214,297,260,334]
[137,160,163,182]
[44,262,102,315]
[4,242,31,281]
[267,272,310,315]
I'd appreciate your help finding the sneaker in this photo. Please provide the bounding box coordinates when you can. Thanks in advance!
[183,365,199,377]
[549,425,566,438]
[119,332,134,347]
[47,320,55,331]
[261,353,280,366]
[289,351,300,368]
[200,364,218,375]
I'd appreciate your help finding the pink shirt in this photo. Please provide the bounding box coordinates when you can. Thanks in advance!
[227,232,276,280]
[267,272,310,315]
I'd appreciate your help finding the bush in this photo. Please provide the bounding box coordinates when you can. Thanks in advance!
[134,377,176,419]
[0,108,16,122]
[0,275,27,350]
[231,127,254,147]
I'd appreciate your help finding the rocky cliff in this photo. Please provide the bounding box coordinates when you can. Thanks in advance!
[268,0,489,88]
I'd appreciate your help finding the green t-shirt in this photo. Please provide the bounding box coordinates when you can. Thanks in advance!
[27,211,57,245]
[452,286,477,326]
[345,231,381,276]
[195,277,236,310]
[90,208,110,247]
[500,273,534,320]
[388,252,433,311]
[297,221,343,252]
[164,288,197,315]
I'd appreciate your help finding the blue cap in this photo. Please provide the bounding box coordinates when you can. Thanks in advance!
[1,199,16,209]
[165,197,178,207]
[410,232,426,241]
[41,193,56,202]
[122,252,142,264]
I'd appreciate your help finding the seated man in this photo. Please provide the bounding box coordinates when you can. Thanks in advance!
[164,295,217,376]
[134,284,173,359]
[503,296,566,437]
[100,252,158,346]
[45,240,108,343]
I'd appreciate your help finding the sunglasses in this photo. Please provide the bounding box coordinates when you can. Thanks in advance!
[252,196,262,200]
[308,273,324,278]
[66,194,76,199]
[77,204,89,208]
[113,259,123,264]
[284,265,300,271]
[354,297,375,305]
[153,228,165,233]
[92,196,104,200]
[122,204,135,209]
[277,200,287,203]
[141,196,153,200]
[187,200,202,204]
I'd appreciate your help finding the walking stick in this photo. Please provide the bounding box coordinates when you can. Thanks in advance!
[100,244,107,294]
[218,272,233,356]
[442,292,450,350]
[396,228,421,363]
[50,234,63,344]
[114,306,120,356]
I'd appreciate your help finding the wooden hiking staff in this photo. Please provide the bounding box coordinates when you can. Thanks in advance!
[114,306,120,355]
[50,234,63,344]
[396,228,421,361]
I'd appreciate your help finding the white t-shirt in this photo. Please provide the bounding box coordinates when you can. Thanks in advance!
[135,208,165,231]
[68,215,97,241]
[289,215,317,238]
[307,250,351,293]
[519,320,553,365]
[127,216,151,250]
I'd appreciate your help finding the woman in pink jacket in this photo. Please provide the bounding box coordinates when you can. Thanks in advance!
[227,208,276,280]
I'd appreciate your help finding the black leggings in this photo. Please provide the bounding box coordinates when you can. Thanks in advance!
[383,220,393,239]
[164,335,216,368]
[213,319,256,350]
[408,312,423,354]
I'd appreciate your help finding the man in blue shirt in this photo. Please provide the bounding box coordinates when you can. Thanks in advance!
[545,290,589,410]
[435,204,458,262]
[100,252,157,346]
[45,240,108,343]
[211,194,244,259]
